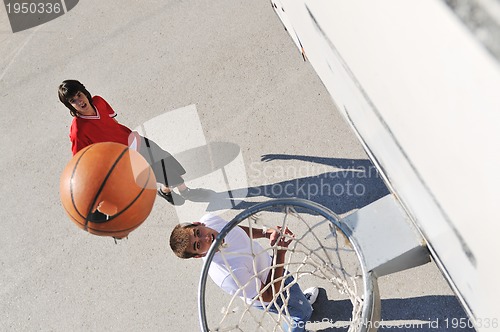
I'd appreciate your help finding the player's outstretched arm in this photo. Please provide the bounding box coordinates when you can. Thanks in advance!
[259,227,294,303]
[239,225,275,239]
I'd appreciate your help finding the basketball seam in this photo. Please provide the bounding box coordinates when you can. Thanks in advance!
[84,146,130,229]
[69,145,95,221]
[62,203,87,228]
[104,167,153,223]
[86,221,145,234]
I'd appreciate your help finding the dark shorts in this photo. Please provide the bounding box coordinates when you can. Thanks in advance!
[136,135,186,187]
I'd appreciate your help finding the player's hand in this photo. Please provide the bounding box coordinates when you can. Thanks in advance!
[269,226,294,248]
[96,201,117,216]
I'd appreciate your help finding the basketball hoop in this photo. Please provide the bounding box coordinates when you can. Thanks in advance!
[199,198,380,331]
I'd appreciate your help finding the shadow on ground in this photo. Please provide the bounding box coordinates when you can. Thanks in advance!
[309,290,475,332]
[203,154,390,215]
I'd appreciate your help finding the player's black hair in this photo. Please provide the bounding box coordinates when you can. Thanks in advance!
[58,80,93,117]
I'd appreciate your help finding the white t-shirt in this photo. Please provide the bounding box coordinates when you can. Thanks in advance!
[201,214,272,303]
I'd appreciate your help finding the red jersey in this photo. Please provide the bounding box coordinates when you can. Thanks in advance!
[69,96,132,155]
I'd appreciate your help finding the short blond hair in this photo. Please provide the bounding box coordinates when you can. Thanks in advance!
[169,223,197,258]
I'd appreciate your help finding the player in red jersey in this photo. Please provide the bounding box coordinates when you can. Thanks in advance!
[58,80,207,207]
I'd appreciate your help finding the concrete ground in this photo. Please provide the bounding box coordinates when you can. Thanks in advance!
[0,1,472,331]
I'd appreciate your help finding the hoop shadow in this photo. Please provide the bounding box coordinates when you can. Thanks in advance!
[310,291,475,332]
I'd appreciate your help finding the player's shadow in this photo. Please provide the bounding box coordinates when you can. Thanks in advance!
[310,291,475,332]
[206,154,389,215]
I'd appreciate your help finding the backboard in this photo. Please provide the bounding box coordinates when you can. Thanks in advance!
[270,0,500,329]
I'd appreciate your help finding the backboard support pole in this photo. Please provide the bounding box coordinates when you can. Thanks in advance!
[341,194,430,278]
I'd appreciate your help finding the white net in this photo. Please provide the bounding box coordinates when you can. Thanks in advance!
[199,199,377,332]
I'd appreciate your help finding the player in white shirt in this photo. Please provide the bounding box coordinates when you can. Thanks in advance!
[169,214,319,332]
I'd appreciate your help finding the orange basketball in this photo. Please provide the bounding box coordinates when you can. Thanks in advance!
[60,142,157,238]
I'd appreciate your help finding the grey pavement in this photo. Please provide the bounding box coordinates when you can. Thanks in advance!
[0,1,472,331]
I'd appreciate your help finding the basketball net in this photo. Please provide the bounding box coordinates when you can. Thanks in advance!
[199,199,378,332]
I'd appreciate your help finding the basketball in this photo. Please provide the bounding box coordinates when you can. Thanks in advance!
[60,142,157,238]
